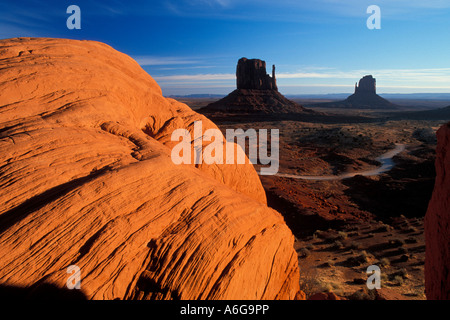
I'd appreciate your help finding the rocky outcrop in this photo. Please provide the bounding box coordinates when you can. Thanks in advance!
[310,75,398,110]
[425,122,450,300]
[0,38,301,300]
[236,58,277,91]
[201,57,311,114]
[354,75,376,94]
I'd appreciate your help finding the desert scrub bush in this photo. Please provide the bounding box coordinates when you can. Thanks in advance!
[347,250,370,266]
[323,260,335,267]
[389,239,405,247]
[380,257,390,267]
[299,248,310,258]
[337,231,348,240]
[312,230,323,239]
[348,241,362,250]
[375,224,393,232]
[331,240,344,250]
[393,275,404,286]
[360,250,369,259]
[412,265,424,272]
[398,247,408,254]
[330,282,342,293]
[313,230,337,243]
[349,288,377,300]
[381,272,389,284]
[298,270,325,299]
[397,268,409,279]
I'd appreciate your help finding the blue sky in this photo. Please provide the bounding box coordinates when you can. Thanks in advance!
[1,0,450,95]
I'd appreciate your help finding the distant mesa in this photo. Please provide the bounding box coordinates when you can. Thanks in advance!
[200,57,313,114]
[311,75,399,110]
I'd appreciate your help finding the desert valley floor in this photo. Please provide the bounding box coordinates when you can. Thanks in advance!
[183,99,449,300]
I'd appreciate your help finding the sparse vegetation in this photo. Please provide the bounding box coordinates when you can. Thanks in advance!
[251,119,429,300]
[324,260,335,267]
[407,226,418,233]
[346,250,371,266]
[299,248,310,258]
[394,275,404,286]
[332,240,344,250]
[380,257,390,267]
[398,268,409,279]
[298,270,334,299]
[337,231,348,240]
[398,247,408,255]
[389,239,405,247]
[313,230,323,239]
[374,224,393,232]
[349,288,377,300]
[348,241,362,250]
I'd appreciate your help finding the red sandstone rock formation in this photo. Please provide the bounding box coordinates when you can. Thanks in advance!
[354,75,376,94]
[0,38,301,300]
[425,122,450,300]
[201,57,311,114]
[236,58,277,91]
[312,75,398,110]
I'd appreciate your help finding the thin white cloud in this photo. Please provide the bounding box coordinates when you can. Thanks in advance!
[153,67,450,82]
[278,67,450,83]
[154,73,235,81]
[133,56,201,66]
[153,67,450,94]
[277,72,355,79]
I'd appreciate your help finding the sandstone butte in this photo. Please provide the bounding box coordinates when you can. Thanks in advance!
[425,122,450,300]
[0,38,301,300]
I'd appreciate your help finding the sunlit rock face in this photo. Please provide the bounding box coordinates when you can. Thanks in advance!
[0,38,301,300]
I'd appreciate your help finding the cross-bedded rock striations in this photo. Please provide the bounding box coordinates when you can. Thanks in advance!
[425,122,450,300]
[0,38,301,300]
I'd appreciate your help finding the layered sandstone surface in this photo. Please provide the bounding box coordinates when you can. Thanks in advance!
[0,38,300,299]
[425,122,450,300]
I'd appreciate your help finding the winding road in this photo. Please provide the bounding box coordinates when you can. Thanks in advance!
[276,143,406,181]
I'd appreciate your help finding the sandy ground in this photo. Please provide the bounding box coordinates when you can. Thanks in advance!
[186,98,445,299]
